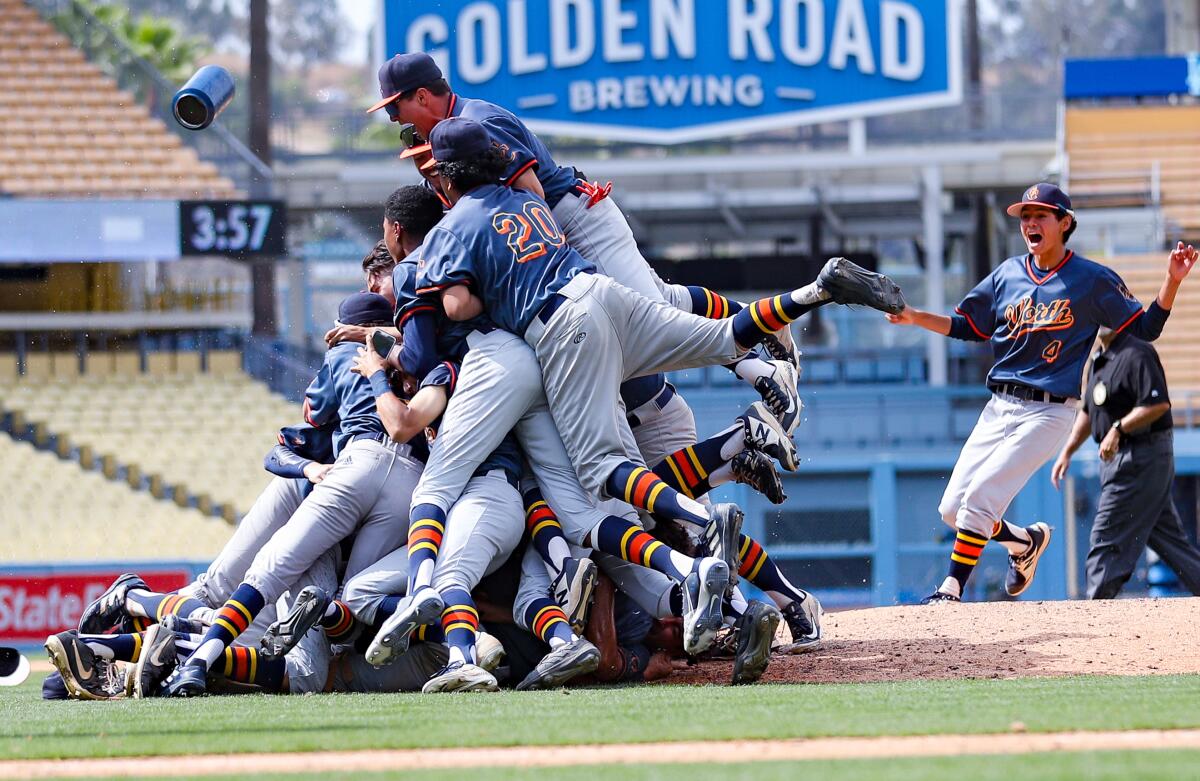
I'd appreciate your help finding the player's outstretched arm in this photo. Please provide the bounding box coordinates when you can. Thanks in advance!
[326,324,399,347]
[1156,241,1198,311]
[885,306,953,336]
[1051,409,1092,489]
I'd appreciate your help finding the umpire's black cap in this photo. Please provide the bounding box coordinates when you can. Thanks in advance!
[422,117,492,171]
[337,292,394,327]
[1007,182,1074,217]
[368,52,442,114]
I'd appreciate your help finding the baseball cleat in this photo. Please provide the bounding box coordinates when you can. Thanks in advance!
[421,661,499,693]
[817,257,907,315]
[701,503,744,589]
[160,660,208,697]
[551,556,599,634]
[777,591,823,654]
[740,402,799,472]
[1006,522,1052,596]
[732,600,781,685]
[753,359,801,435]
[370,329,404,371]
[761,330,802,373]
[682,557,728,655]
[476,631,506,673]
[730,449,786,504]
[261,585,332,658]
[161,613,208,634]
[78,573,146,634]
[516,636,601,691]
[365,586,444,667]
[133,623,177,698]
[44,631,125,700]
[921,590,961,605]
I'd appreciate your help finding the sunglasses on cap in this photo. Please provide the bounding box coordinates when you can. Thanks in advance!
[398,123,425,148]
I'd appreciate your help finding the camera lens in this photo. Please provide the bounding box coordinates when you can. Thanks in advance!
[174,94,210,130]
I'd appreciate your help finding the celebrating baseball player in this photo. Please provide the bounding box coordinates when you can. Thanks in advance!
[887,182,1196,603]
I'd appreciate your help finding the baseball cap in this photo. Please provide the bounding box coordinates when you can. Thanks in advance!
[1007,182,1074,217]
[337,292,394,327]
[367,52,443,115]
[421,117,492,171]
[0,646,30,687]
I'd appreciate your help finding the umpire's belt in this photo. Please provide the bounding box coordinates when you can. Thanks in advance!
[988,382,1072,405]
[627,382,676,428]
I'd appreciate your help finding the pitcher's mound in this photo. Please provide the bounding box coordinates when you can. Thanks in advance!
[671,597,1200,685]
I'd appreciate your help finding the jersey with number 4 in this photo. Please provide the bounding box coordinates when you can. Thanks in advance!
[949,251,1147,398]
[416,184,594,335]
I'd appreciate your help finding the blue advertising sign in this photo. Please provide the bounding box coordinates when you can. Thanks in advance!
[380,1,962,144]
[1065,55,1200,100]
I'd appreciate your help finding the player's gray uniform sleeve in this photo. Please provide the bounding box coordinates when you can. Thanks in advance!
[341,546,409,624]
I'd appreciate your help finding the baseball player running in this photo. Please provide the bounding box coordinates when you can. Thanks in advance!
[887,183,1196,602]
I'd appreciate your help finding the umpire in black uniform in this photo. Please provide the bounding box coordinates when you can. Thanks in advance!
[1052,327,1200,598]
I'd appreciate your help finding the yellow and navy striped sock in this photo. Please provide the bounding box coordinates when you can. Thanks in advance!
[593,515,692,582]
[81,631,144,662]
[523,598,574,647]
[732,294,803,349]
[946,529,989,593]
[653,428,738,500]
[319,600,356,643]
[439,588,478,666]
[605,461,708,528]
[687,286,743,319]
[523,487,572,574]
[222,646,286,692]
[407,504,446,593]
[738,534,806,605]
[127,591,208,623]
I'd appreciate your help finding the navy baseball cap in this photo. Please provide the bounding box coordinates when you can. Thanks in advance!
[421,117,492,171]
[0,647,29,687]
[367,52,443,114]
[337,292,394,327]
[1007,183,1074,217]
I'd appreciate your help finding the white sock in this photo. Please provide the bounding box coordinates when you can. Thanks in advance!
[548,635,569,650]
[939,576,962,598]
[733,354,777,384]
[718,425,746,460]
[677,494,709,526]
[189,638,227,670]
[790,282,830,306]
[546,538,572,574]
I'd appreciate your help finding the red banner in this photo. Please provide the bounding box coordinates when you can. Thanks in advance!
[0,570,191,645]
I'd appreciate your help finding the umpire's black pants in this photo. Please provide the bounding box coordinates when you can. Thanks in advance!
[1087,430,1200,598]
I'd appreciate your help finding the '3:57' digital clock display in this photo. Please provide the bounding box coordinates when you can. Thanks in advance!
[179,200,287,257]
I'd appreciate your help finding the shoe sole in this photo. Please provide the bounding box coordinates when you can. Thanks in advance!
[422,669,499,693]
[564,559,599,634]
[821,259,906,315]
[776,637,821,654]
[733,452,786,504]
[684,561,729,655]
[79,573,144,635]
[133,624,175,699]
[745,404,799,472]
[44,635,103,701]
[709,505,744,589]
[516,644,601,691]
[1007,524,1052,597]
[366,593,443,666]
[262,587,329,658]
[733,606,780,685]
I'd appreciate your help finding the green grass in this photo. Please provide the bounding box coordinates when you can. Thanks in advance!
[75,752,1200,781]
[2,675,1199,761]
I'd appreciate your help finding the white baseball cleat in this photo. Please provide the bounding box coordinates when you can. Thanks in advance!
[365,586,444,667]
[475,631,506,673]
[421,661,499,693]
[753,360,802,435]
[740,401,799,472]
[682,557,728,655]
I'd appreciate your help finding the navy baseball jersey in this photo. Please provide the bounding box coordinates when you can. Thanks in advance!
[421,360,523,483]
[949,251,1167,398]
[416,184,595,335]
[392,252,482,366]
[303,342,388,455]
[449,94,578,208]
[264,423,335,480]
[620,373,667,411]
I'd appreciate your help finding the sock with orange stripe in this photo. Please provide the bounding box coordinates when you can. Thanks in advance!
[185,583,266,672]
[80,632,144,662]
[523,487,572,576]
[523,598,576,649]
[605,461,709,528]
[991,519,1032,555]
[737,534,807,608]
[125,590,208,623]
[221,646,286,692]
[591,515,696,582]
[732,293,824,350]
[439,588,479,666]
[687,286,743,319]
[407,504,446,593]
[319,600,356,643]
[938,528,989,598]
[653,426,742,499]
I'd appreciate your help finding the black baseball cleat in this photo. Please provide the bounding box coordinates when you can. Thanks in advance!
[760,332,802,374]
[261,585,332,658]
[702,503,744,590]
[1006,522,1052,596]
[370,329,404,372]
[921,590,961,605]
[740,402,799,472]
[817,257,907,315]
[730,449,786,505]
[133,623,177,698]
[753,359,801,435]
[161,660,208,697]
[777,591,823,654]
[732,600,781,685]
[551,557,599,634]
[516,637,601,691]
[78,573,146,634]
[44,631,125,700]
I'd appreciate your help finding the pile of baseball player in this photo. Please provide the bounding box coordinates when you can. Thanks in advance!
[43,52,1195,700]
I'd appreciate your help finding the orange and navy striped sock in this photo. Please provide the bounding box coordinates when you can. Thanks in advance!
[687,286,743,319]
[126,591,207,623]
[653,430,739,500]
[737,534,806,606]
[605,461,709,528]
[592,515,694,582]
[990,519,1033,555]
[945,529,989,594]
[732,294,808,350]
[523,598,574,648]
[221,646,286,692]
[319,600,356,643]
[80,632,144,662]
[523,487,572,575]
[130,615,153,633]
[439,588,478,666]
[407,503,446,593]
[186,583,265,671]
